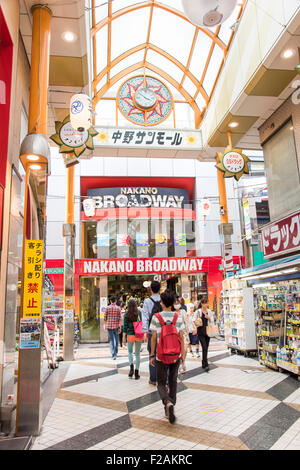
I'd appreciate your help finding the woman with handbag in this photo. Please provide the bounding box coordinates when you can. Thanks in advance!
[123,299,143,379]
[193,298,214,371]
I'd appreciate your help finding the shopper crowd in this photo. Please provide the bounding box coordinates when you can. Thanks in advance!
[104,281,217,424]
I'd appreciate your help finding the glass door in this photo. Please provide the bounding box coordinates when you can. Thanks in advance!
[80,277,100,341]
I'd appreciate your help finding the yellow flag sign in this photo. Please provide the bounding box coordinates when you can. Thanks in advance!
[23,240,43,319]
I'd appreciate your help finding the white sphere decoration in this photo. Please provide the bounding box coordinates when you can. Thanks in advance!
[70,93,92,132]
[182,0,238,28]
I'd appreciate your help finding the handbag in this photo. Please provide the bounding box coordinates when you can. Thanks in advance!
[194,310,203,328]
[206,323,219,338]
[133,320,144,338]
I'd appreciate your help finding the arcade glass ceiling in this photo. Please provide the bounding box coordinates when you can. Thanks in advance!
[90,0,245,131]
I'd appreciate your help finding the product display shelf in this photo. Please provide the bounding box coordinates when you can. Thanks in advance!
[222,279,256,357]
[254,286,285,371]
[276,282,300,380]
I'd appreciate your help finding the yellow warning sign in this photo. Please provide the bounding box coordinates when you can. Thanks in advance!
[23,240,43,319]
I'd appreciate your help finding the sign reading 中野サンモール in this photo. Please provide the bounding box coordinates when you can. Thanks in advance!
[81,257,207,276]
[23,240,43,319]
[216,146,250,181]
[86,187,189,209]
[95,127,202,150]
[261,209,300,259]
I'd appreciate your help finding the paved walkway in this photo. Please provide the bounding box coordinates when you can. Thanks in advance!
[31,340,300,450]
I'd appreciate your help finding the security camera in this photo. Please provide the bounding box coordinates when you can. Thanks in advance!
[182,0,238,29]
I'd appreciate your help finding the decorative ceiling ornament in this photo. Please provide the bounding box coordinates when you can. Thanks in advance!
[182,0,238,29]
[117,76,173,127]
[50,115,98,166]
[216,146,250,181]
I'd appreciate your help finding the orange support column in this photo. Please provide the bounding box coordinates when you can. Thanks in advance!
[16,4,52,436]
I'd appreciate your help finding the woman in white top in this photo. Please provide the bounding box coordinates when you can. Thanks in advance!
[193,298,214,371]
[174,298,196,373]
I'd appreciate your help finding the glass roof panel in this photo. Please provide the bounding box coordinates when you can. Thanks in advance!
[110,8,150,62]
[146,49,184,84]
[189,32,212,82]
[202,45,224,96]
[92,0,245,129]
[95,25,108,75]
[94,0,108,24]
[110,50,145,79]
[149,7,195,68]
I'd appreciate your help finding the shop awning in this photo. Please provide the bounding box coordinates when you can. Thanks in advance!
[232,254,300,282]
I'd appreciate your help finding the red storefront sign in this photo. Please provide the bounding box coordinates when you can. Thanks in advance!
[80,257,209,276]
[261,210,300,259]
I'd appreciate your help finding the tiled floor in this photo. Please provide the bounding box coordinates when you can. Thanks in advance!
[31,340,300,451]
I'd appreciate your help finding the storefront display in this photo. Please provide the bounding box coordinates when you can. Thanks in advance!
[253,280,300,378]
[254,285,285,370]
[222,278,256,354]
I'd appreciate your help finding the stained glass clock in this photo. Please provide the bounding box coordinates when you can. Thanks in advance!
[117,76,173,126]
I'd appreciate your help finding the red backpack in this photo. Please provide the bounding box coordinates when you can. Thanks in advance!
[155,312,182,364]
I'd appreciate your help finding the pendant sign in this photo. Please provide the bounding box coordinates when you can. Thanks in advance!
[50,115,98,168]
[216,146,250,181]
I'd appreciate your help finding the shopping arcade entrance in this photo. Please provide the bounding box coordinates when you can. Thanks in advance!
[79,271,208,343]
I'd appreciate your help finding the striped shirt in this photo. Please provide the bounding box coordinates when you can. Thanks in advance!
[104,304,121,330]
[150,310,185,342]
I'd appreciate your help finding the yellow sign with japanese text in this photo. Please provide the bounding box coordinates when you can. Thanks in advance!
[23,240,43,319]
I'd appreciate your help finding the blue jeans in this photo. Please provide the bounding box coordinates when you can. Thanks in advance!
[108,328,119,358]
[128,341,142,370]
[148,333,157,383]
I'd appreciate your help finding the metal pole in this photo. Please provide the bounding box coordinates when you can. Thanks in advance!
[63,162,75,361]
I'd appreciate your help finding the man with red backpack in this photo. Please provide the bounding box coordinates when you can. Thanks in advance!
[150,290,185,424]
[142,280,162,385]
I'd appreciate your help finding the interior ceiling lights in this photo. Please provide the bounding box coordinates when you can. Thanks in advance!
[181,0,238,28]
[282,48,295,59]
[62,31,77,42]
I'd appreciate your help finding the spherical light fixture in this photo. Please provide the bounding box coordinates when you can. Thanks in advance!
[182,0,238,29]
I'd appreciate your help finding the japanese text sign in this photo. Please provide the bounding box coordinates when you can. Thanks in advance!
[95,127,202,150]
[261,210,300,259]
[23,240,44,319]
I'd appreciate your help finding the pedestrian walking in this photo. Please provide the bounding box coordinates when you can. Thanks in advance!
[174,298,196,374]
[123,299,143,379]
[193,298,214,371]
[104,296,122,360]
[149,290,185,424]
[187,303,200,358]
[179,297,187,312]
[142,280,162,386]
[119,302,126,349]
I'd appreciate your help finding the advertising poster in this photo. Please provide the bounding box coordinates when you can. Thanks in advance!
[97,233,109,247]
[23,240,43,320]
[117,234,130,246]
[20,319,41,349]
[174,233,186,246]
[100,297,107,319]
[155,233,168,245]
[136,233,148,246]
